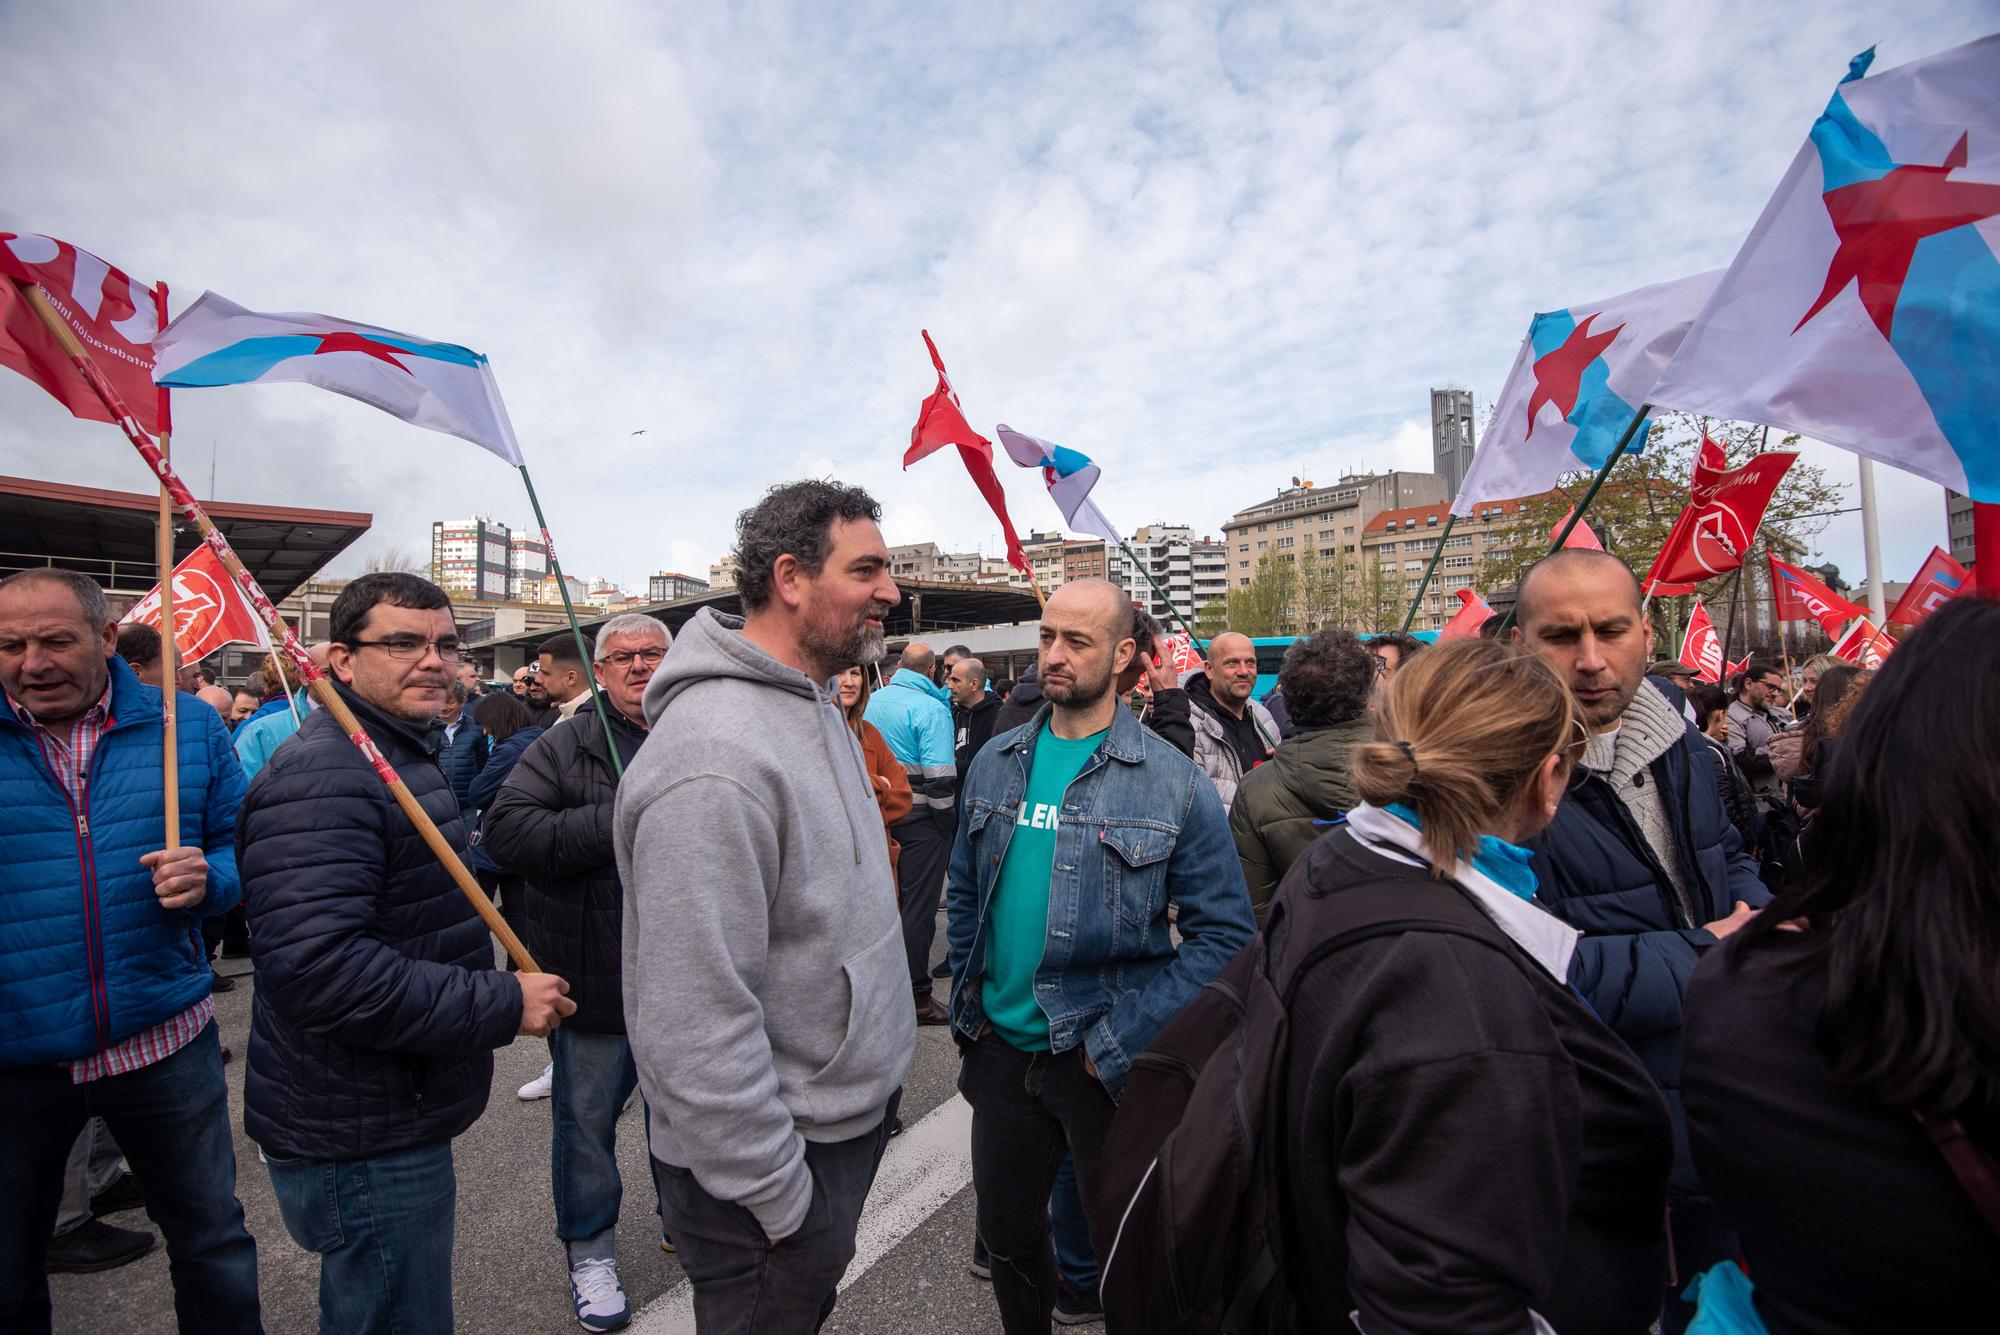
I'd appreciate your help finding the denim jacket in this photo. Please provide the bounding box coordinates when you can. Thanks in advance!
[944,700,1255,1096]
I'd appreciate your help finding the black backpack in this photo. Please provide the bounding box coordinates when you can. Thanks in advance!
[1093,826,1541,1335]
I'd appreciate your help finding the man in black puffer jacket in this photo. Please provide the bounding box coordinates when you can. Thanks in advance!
[483,611,665,1329]
[238,573,575,1333]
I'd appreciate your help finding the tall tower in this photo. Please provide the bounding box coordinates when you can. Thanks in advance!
[1430,388,1476,501]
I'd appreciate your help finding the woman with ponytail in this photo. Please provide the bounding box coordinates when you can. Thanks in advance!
[1275,637,1672,1334]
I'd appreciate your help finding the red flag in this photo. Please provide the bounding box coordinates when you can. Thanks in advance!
[1886,546,1970,627]
[1724,654,1751,681]
[1830,617,1896,669]
[121,544,268,664]
[903,331,1027,573]
[1438,588,1494,640]
[1550,506,1603,551]
[0,232,165,436]
[1678,597,1724,683]
[1769,554,1868,637]
[1642,439,1795,595]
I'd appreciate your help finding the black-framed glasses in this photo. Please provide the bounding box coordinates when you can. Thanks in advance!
[347,636,465,663]
[598,647,666,670]
[1371,653,1390,675]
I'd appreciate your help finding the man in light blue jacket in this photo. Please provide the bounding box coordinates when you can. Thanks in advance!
[864,641,959,1022]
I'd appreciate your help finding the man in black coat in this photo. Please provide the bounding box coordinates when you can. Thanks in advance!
[483,610,665,1330]
[945,654,1001,784]
[238,573,575,1332]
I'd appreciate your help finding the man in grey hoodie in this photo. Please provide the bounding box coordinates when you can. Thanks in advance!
[614,480,914,1333]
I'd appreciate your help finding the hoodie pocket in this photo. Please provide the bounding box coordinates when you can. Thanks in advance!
[803,920,908,1111]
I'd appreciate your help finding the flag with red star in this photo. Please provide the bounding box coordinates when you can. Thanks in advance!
[1451,269,1722,518]
[1652,36,2000,503]
[151,290,523,465]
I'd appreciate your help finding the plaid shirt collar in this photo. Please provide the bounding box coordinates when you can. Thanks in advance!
[9,678,114,734]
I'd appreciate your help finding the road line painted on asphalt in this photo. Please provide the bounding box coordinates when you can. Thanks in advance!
[630,1094,974,1334]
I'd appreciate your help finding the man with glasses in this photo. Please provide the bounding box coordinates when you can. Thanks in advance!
[238,572,576,1331]
[484,612,666,1331]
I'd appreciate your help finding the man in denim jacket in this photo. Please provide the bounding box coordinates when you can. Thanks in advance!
[945,578,1254,1335]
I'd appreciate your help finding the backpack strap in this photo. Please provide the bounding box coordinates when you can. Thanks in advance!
[1916,1111,2000,1239]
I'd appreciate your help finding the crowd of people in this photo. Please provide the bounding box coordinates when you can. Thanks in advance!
[0,478,1993,1335]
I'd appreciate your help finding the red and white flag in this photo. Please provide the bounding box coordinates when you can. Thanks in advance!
[121,544,270,665]
[1678,598,1725,683]
[1642,438,1796,596]
[1886,545,1970,627]
[1830,617,1897,668]
[1438,588,1494,640]
[1724,654,1752,681]
[0,232,166,435]
[903,331,1028,574]
[1769,553,1868,636]
[1550,506,1604,551]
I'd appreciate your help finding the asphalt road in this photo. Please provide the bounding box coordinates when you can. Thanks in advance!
[49,920,1019,1335]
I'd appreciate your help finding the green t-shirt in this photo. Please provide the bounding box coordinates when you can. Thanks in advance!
[982,718,1106,1051]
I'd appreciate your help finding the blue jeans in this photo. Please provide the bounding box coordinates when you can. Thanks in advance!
[550,1026,647,1254]
[1049,1156,1097,1294]
[266,1141,455,1335]
[0,1021,261,1334]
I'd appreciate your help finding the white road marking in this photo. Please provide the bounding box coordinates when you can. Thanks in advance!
[630,1094,974,1334]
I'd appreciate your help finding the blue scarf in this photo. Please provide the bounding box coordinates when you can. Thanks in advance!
[1385,802,1540,901]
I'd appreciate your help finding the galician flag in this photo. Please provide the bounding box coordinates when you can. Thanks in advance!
[1651,38,2000,502]
[994,425,1123,545]
[151,291,524,466]
[1452,270,1723,517]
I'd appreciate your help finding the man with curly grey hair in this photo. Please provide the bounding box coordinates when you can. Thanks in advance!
[1227,628,1379,921]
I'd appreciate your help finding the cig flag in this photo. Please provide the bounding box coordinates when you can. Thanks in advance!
[1651,38,2000,502]
[0,231,167,435]
[122,543,271,664]
[1452,269,1723,517]
[995,425,1123,545]
[152,291,524,466]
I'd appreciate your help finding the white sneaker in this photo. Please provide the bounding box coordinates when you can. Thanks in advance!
[569,1255,630,1332]
[518,1063,554,1101]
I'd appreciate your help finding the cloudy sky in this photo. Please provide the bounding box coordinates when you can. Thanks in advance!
[3,0,1992,597]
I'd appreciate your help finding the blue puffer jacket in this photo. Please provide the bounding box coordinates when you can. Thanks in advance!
[238,682,522,1160]
[436,714,488,812]
[1,655,244,1068]
[863,668,957,821]
[465,723,545,874]
[1525,684,1769,1193]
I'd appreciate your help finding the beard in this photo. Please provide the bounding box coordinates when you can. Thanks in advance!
[1041,656,1114,709]
[800,599,889,679]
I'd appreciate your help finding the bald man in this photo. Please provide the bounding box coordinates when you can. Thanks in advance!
[1180,630,1278,811]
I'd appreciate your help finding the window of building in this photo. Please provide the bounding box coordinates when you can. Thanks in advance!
[1257,541,1268,550]
[1427,514,1439,526]
[1443,555,1474,569]
[1277,536,1294,548]
[1276,518,1294,531]
[1237,560,1249,569]
[1237,543,1249,553]
[1343,525,1355,536]
[1319,547,1339,558]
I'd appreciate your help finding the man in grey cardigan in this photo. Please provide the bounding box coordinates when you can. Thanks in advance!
[614,480,913,1333]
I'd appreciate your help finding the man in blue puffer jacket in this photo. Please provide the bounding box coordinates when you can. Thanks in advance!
[237,572,575,1333]
[1513,550,1770,1333]
[0,569,262,1334]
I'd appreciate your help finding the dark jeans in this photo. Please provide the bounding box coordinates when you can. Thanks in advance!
[551,1026,648,1254]
[265,1140,455,1335]
[1049,1155,1097,1294]
[0,1022,261,1334]
[893,814,952,995]
[650,1091,900,1335]
[476,869,528,972]
[959,1031,1118,1334]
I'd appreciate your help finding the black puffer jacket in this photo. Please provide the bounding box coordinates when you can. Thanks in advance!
[481,700,648,1031]
[238,684,523,1161]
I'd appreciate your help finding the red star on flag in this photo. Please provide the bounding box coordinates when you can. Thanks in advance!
[1526,313,1623,438]
[1794,131,2000,341]
[311,330,416,372]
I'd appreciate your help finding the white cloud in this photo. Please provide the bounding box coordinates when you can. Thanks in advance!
[0,0,1987,599]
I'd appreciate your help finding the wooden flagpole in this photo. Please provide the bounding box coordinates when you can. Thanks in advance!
[156,427,180,849]
[14,278,539,972]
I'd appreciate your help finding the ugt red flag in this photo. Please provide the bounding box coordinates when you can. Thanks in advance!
[1887,545,1970,626]
[1642,438,1796,596]
[122,544,269,665]
[1769,553,1868,636]
[1550,506,1604,550]
[903,331,1027,573]
[1830,616,1897,668]
[1438,588,1494,640]
[1678,598,1725,683]
[1,232,166,436]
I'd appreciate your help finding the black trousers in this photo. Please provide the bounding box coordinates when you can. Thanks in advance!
[649,1091,899,1335]
[893,813,952,995]
[958,1031,1119,1335]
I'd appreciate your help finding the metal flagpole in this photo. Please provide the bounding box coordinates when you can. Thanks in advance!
[13,277,540,971]
[1498,402,1653,635]
[1857,457,1887,623]
[1402,513,1456,632]
[516,465,625,779]
[1118,540,1203,649]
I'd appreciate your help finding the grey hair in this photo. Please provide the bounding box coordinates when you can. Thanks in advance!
[0,569,112,629]
[447,679,469,703]
[592,613,669,662]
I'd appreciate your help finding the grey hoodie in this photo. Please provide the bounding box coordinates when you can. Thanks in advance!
[614,608,915,1241]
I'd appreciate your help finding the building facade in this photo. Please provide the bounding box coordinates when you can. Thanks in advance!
[1221,471,1451,592]
[1104,524,1228,624]
[1361,497,1529,631]
[1431,388,1477,501]
[1947,490,1976,566]
[707,553,740,590]
[430,516,513,601]
[508,532,548,600]
[647,570,711,603]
